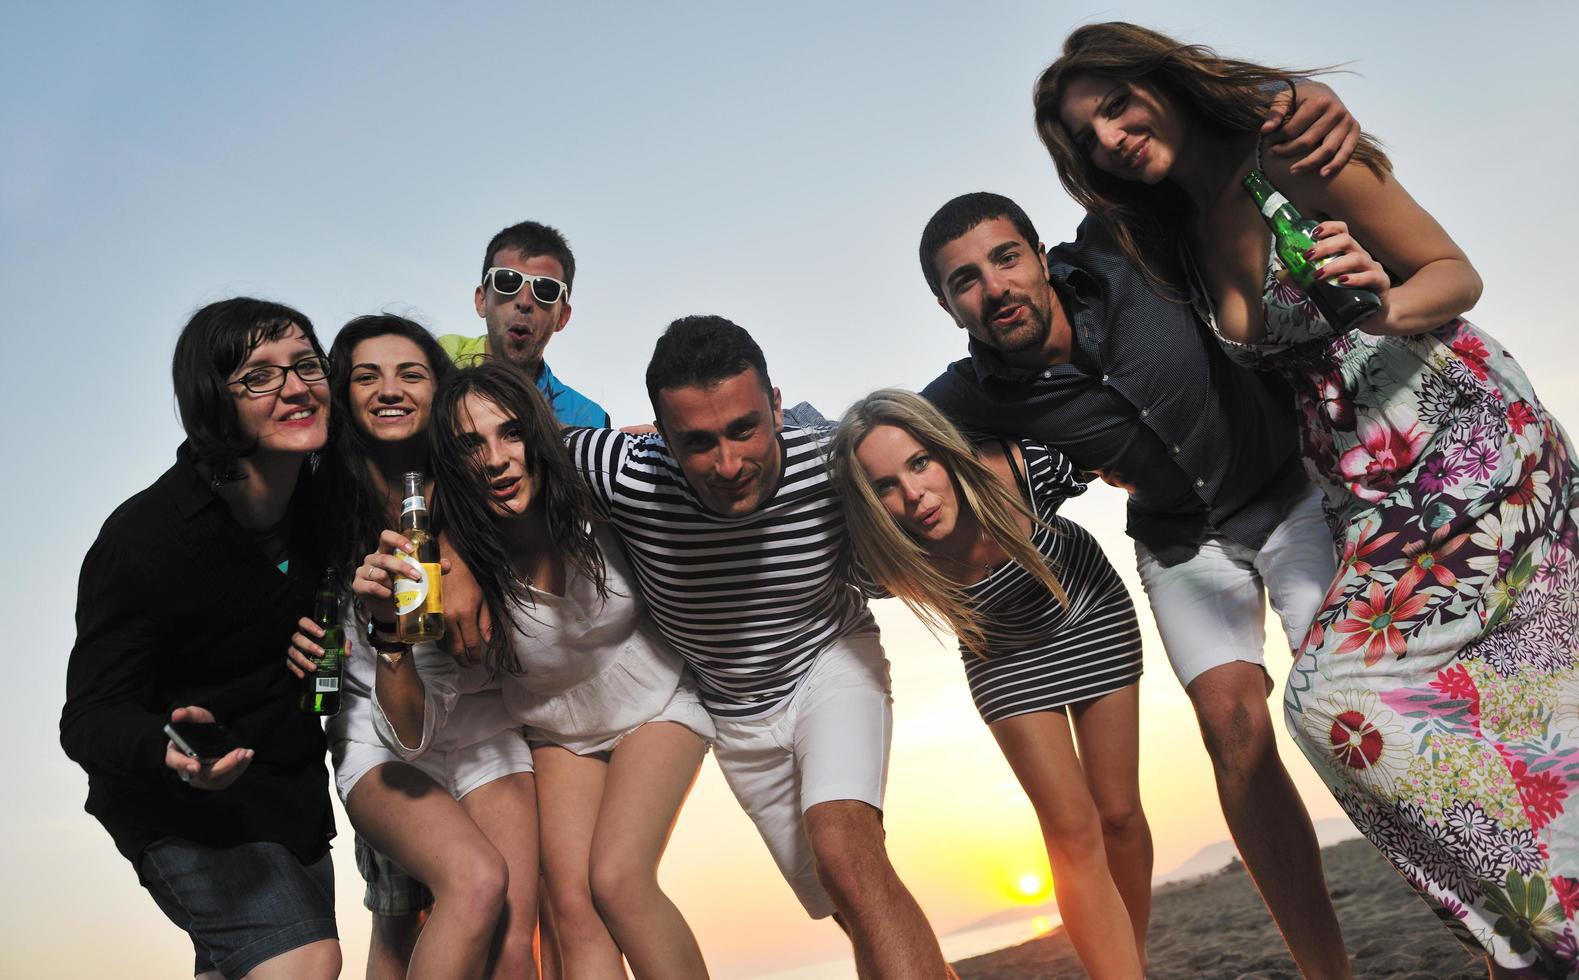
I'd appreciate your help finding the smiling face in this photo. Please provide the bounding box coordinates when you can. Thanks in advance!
[655,367,784,517]
[932,217,1066,367]
[474,247,572,373]
[854,423,964,548]
[456,392,540,518]
[1058,73,1183,185]
[228,324,329,458]
[346,334,436,445]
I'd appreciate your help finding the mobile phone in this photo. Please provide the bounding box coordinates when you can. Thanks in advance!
[164,721,242,761]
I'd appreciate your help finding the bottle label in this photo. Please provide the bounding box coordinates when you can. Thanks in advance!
[315,676,340,693]
[394,562,444,615]
[400,495,424,518]
[1259,191,1289,219]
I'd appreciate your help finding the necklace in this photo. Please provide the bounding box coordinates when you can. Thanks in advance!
[940,526,993,582]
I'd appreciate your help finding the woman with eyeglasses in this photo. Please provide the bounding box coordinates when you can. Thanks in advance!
[829,389,1151,979]
[62,297,342,979]
[285,315,541,979]
[1037,22,1579,971]
[354,362,714,979]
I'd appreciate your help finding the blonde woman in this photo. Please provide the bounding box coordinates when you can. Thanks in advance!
[830,389,1149,979]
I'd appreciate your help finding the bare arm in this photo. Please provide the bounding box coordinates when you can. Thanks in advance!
[1272,152,1482,337]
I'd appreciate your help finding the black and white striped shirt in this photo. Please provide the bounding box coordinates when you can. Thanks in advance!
[565,426,872,718]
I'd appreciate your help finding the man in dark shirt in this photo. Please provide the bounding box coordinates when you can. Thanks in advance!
[920,193,1350,977]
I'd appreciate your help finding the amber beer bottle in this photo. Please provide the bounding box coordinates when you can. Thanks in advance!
[300,567,344,716]
[1242,169,1381,331]
[394,471,445,643]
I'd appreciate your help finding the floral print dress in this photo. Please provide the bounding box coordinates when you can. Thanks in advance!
[1214,247,1579,974]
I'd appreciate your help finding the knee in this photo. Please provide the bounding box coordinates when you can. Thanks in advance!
[1093,794,1146,840]
[432,847,509,924]
[1193,689,1276,772]
[545,874,603,937]
[588,853,654,922]
[807,808,889,905]
[1038,803,1107,865]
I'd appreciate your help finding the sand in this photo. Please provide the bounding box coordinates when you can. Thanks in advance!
[951,838,1488,979]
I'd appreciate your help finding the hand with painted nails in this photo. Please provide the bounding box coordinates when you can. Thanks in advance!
[1307,220,1391,320]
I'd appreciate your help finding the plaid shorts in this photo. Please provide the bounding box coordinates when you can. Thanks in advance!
[353,834,433,916]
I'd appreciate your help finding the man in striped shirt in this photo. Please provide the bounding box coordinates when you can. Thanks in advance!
[566,316,953,978]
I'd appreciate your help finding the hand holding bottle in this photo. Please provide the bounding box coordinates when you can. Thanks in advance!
[352,528,424,624]
[1308,220,1392,328]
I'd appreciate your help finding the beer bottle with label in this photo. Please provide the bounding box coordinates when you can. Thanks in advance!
[300,567,344,716]
[393,471,446,643]
[1243,169,1381,332]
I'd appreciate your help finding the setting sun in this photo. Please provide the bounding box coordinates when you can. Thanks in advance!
[1016,873,1044,898]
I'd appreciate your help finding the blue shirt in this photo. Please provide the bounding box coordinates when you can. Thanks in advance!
[436,334,611,427]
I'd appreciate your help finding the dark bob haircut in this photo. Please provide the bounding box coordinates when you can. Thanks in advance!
[644,315,772,421]
[171,296,324,470]
[918,192,1043,299]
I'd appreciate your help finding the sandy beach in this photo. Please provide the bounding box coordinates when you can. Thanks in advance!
[952,838,1487,979]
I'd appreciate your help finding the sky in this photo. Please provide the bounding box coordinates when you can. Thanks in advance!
[5,1,1578,977]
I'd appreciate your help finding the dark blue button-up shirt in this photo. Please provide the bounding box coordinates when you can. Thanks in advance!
[923,216,1310,566]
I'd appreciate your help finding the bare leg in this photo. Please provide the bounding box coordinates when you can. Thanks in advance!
[459,773,541,979]
[348,763,511,980]
[803,800,950,979]
[1070,684,1153,970]
[1187,662,1351,979]
[991,708,1143,979]
[589,721,709,979]
[241,940,342,979]
[537,879,563,980]
[367,911,425,980]
[534,744,626,978]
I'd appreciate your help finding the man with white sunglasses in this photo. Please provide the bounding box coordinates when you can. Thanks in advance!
[438,219,611,427]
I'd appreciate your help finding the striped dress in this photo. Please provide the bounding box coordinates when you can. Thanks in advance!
[962,440,1143,723]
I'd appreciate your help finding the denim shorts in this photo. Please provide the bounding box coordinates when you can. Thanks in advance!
[138,837,337,977]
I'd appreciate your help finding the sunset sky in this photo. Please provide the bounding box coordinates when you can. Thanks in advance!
[6,2,1577,976]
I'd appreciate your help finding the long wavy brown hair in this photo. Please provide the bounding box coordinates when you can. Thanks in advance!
[829,389,1067,659]
[1033,21,1390,289]
[429,363,608,677]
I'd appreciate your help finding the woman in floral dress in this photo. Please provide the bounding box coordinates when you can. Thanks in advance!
[1035,21,1579,975]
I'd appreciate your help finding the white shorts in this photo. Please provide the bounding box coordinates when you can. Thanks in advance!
[710,625,892,919]
[1135,484,1337,690]
[529,672,716,757]
[332,727,536,804]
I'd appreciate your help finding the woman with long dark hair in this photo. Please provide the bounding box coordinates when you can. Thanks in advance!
[355,362,713,979]
[1038,22,1579,972]
[287,314,540,979]
[830,389,1150,979]
[62,297,341,979]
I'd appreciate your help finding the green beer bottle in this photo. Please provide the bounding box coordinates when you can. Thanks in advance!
[300,567,344,716]
[1243,169,1381,331]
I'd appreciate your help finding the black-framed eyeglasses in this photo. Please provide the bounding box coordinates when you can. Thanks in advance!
[483,267,570,306]
[227,355,331,394]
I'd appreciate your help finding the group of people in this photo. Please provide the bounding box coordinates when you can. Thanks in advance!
[62,21,1579,980]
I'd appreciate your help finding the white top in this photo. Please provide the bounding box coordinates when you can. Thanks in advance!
[371,528,701,758]
[329,602,512,755]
